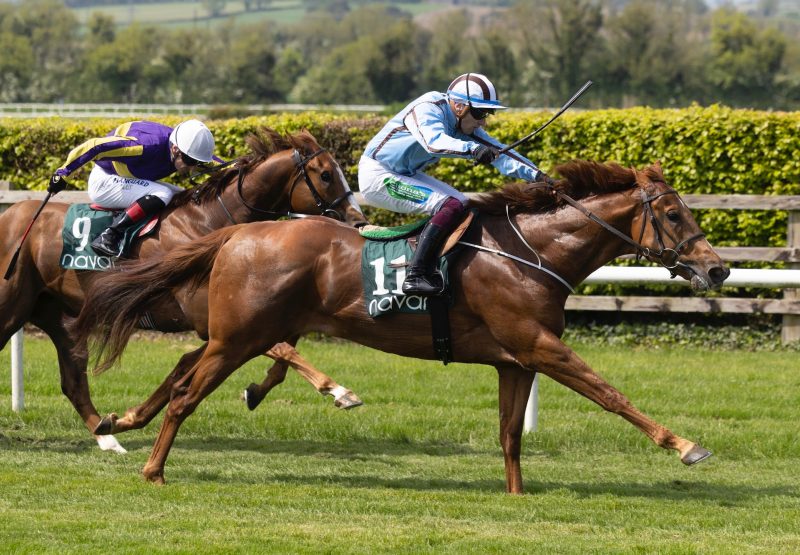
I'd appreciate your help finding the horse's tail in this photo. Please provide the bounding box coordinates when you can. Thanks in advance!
[74,225,242,375]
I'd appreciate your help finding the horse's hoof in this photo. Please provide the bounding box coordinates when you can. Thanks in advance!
[93,413,118,435]
[242,384,263,411]
[334,392,364,410]
[142,467,166,485]
[681,444,713,465]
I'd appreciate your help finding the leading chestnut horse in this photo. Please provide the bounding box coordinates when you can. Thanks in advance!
[0,128,366,453]
[76,160,729,491]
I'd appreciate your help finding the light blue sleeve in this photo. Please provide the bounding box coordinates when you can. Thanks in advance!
[473,129,541,182]
[404,102,479,159]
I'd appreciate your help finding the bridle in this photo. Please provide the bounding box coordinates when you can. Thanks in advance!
[287,149,354,221]
[208,148,353,224]
[552,182,706,276]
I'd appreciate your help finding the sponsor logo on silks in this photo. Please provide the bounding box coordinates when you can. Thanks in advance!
[384,177,431,204]
[60,253,117,270]
[369,294,428,316]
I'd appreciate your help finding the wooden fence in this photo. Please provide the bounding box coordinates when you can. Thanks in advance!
[2,186,799,413]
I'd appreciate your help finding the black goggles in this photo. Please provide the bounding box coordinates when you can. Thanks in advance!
[469,106,495,120]
[180,152,203,167]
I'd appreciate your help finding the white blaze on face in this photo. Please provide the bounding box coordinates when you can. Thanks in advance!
[336,164,364,215]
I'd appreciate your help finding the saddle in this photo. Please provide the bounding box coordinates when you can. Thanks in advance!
[360,211,474,258]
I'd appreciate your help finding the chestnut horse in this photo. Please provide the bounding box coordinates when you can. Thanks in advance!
[76,160,729,491]
[0,128,366,453]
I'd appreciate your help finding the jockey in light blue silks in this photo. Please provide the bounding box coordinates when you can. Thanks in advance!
[51,119,220,257]
[358,72,552,296]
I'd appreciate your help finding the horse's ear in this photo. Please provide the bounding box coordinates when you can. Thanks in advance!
[631,167,647,187]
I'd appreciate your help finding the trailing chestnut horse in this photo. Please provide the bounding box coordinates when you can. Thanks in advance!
[0,128,366,453]
[76,160,729,491]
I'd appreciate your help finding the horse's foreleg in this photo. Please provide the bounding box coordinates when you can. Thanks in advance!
[95,344,207,436]
[496,365,535,494]
[243,341,363,410]
[524,333,711,465]
[143,340,245,484]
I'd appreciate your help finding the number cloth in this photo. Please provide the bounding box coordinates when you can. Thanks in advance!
[59,204,151,270]
[360,237,451,318]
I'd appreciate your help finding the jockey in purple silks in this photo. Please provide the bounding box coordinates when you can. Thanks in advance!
[51,119,221,257]
[359,73,552,296]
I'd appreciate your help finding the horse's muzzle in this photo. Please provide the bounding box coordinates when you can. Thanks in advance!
[687,262,729,292]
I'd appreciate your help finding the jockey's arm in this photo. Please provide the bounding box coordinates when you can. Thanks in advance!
[55,135,142,178]
[472,129,542,182]
[404,102,478,160]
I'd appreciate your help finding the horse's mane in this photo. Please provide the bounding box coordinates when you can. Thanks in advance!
[170,127,320,207]
[467,160,666,215]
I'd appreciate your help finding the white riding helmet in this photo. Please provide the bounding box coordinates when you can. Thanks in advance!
[169,119,215,163]
[447,73,507,110]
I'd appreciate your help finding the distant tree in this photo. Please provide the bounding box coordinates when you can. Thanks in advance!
[273,46,308,98]
[0,32,34,101]
[86,12,115,47]
[708,7,786,106]
[473,29,518,105]
[227,24,282,102]
[510,0,603,104]
[364,22,419,103]
[1,0,80,101]
[600,0,708,106]
[418,10,472,92]
[79,24,170,102]
[290,40,376,104]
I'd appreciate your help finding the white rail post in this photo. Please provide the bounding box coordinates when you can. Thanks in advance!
[523,373,539,433]
[11,328,24,412]
[784,209,800,345]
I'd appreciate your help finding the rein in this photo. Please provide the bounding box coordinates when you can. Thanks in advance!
[459,182,706,293]
[551,184,705,275]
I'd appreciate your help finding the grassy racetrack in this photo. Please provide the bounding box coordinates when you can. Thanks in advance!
[1,335,798,553]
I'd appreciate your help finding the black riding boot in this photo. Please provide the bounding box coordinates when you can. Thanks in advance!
[401,222,449,296]
[91,195,165,257]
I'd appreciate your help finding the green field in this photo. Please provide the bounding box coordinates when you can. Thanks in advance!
[1,335,798,553]
[70,0,450,30]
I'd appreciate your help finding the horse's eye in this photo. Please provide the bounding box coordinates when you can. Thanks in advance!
[667,210,680,222]
[321,170,332,182]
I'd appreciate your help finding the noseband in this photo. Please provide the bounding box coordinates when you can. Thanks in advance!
[229,148,353,223]
[549,183,705,274]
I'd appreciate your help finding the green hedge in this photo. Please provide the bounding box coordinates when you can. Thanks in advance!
[2,106,799,251]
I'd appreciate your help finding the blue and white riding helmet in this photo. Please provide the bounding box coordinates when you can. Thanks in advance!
[447,73,508,110]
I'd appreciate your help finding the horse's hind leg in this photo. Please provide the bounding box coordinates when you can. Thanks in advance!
[95,344,207,435]
[243,340,362,411]
[496,365,535,494]
[523,333,711,465]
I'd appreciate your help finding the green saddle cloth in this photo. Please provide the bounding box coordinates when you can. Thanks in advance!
[60,204,150,271]
[358,218,429,241]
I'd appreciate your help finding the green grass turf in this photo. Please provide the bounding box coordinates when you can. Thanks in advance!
[1,335,798,553]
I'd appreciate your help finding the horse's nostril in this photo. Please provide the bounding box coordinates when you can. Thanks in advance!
[709,266,729,284]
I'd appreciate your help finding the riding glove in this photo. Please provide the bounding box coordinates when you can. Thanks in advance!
[472,145,499,166]
[47,174,67,194]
